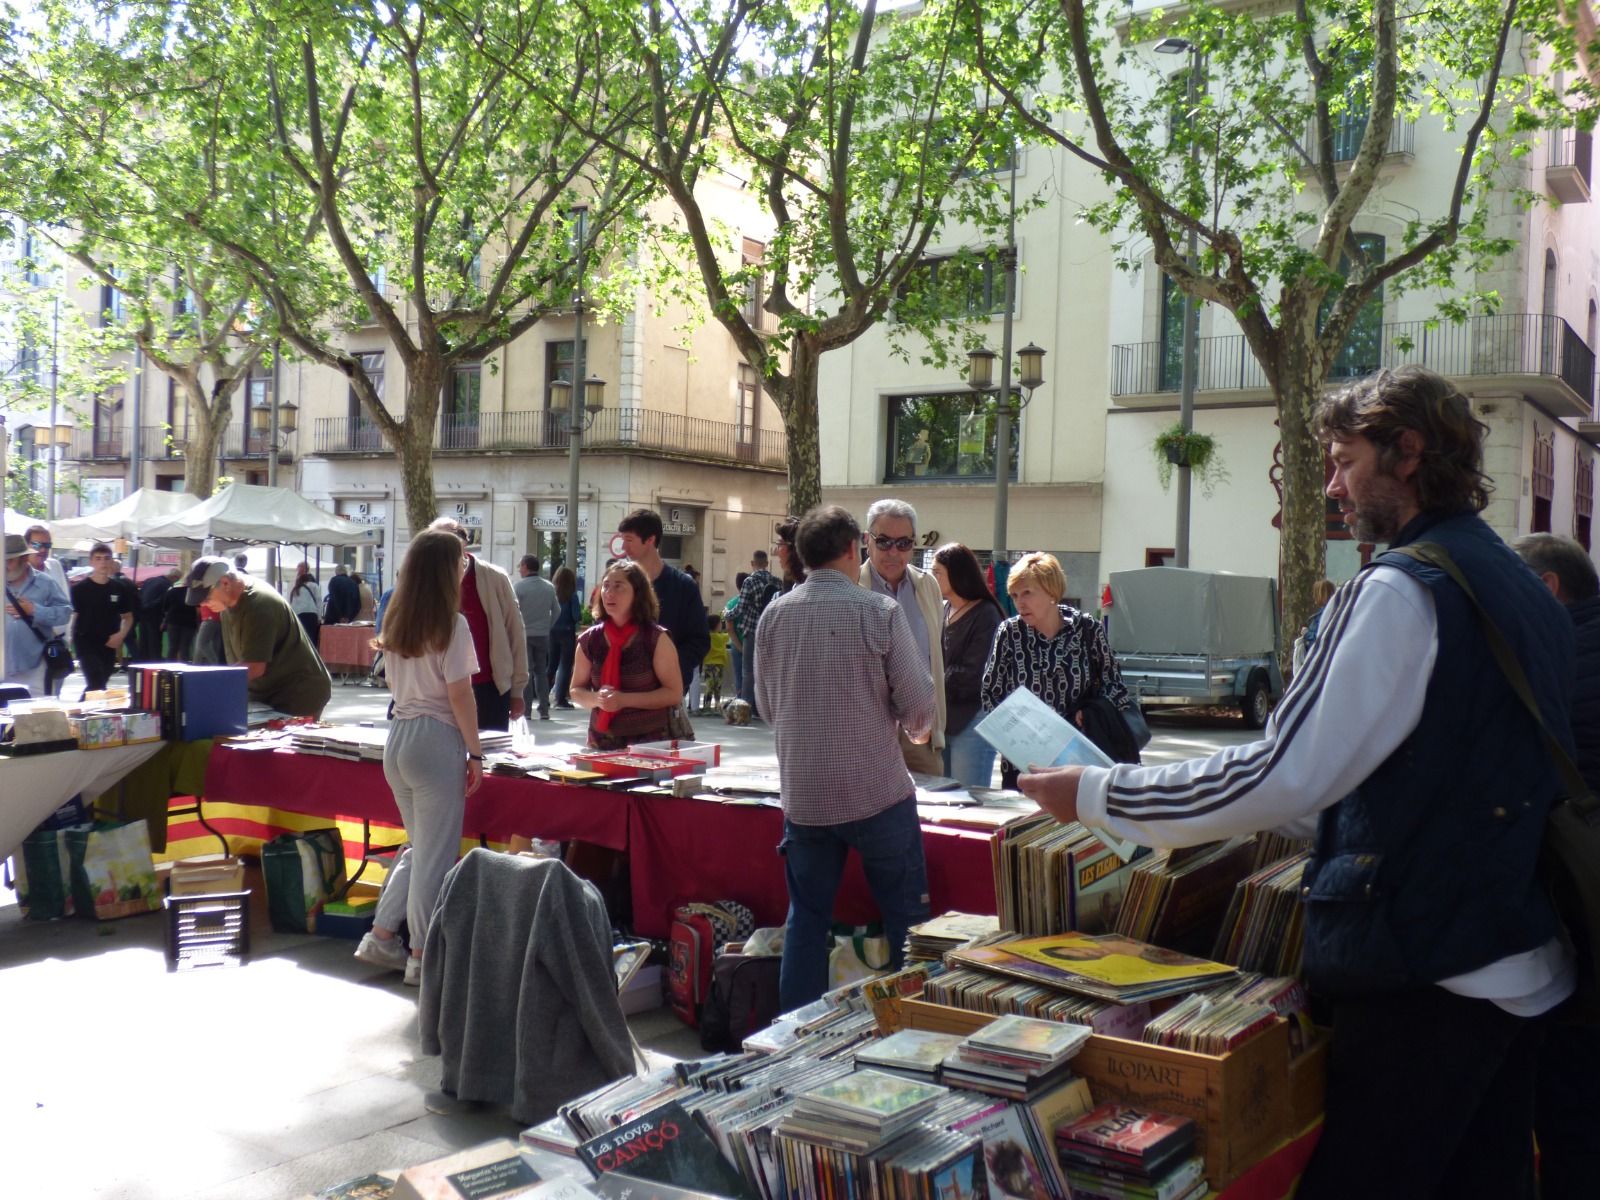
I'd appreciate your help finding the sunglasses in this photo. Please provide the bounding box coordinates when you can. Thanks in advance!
[870,535,915,552]
[28,540,51,550]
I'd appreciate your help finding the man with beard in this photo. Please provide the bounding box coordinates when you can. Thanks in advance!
[1018,366,1575,1198]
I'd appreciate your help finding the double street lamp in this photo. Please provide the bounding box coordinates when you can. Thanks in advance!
[964,336,1047,559]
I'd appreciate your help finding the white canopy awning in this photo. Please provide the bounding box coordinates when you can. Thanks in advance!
[47,489,201,545]
[139,483,383,548]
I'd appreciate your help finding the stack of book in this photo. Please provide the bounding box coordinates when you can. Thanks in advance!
[778,1069,948,1153]
[125,662,248,740]
[991,814,1137,936]
[1141,972,1314,1055]
[1112,837,1258,955]
[939,1015,1091,1100]
[1056,1105,1205,1200]
[947,932,1238,1005]
[905,912,1001,962]
[1212,852,1309,976]
[855,1029,965,1081]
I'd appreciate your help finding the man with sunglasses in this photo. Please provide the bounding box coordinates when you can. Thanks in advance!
[858,499,944,776]
[23,524,70,693]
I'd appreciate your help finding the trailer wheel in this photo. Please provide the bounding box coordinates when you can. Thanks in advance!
[1240,672,1271,729]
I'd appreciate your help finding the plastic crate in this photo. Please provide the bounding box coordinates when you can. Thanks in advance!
[164,890,251,971]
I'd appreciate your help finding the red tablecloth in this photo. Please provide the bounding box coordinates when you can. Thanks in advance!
[318,623,377,669]
[202,745,999,939]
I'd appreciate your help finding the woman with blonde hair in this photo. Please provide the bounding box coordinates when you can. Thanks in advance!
[981,551,1137,787]
[571,559,683,749]
[353,530,484,987]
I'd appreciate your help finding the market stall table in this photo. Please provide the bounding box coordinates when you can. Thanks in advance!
[318,624,377,675]
[198,744,1000,938]
[0,741,167,863]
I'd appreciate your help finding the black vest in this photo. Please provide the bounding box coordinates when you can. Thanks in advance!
[1300,510,1574,997]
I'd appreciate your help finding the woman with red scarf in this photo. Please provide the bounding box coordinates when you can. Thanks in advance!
[571,559,683,749]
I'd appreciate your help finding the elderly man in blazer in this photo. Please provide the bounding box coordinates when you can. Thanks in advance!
[858,498,945,775]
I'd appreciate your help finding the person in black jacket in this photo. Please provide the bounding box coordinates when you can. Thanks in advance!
[616,508,710,704]
[324,564,361,625]
[1513,532,1600,1200]
[931,543,1003,786]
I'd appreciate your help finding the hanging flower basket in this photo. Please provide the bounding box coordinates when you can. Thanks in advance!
[1152,424,1229,497]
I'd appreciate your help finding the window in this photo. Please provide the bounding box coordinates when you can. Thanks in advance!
[1319,233,1385,380]
[443,363,481,449]
[1158,271,1185,390]
[1575,445,1593,551]
[885,392,1020,482]
[1542,249,1560,374]
[1532,428,1555,533]
[741,239,768,331]
[165,377,188,446]
[736,362,759,453]
[245,366,273,455]
[100,281,125,326]
[16,332,40,382]
[21,228,43,287]
[895,251,1013,323]
[93,386,123,456]
[348,352,384,450]
[545,339,574,408]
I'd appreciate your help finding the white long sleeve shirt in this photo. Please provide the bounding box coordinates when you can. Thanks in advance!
[1076,565,1572,1015]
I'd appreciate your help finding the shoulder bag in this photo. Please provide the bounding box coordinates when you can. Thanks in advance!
[5,584,73,691]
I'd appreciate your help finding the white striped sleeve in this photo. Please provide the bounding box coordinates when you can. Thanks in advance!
[1076,567,1438,849]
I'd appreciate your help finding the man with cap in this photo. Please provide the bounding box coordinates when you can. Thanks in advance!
[186,556,331,717]
[4,533,72,696]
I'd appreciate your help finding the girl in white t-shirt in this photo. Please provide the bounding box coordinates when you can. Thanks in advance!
[354,530,484,987]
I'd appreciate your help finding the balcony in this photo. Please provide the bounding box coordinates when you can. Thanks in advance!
[137,424,293,462]
[313,407,788,470]
[61,428,127,461]
[1112,312,1597,418]
[1307,112,1415,167]
[1546,128,1593,204]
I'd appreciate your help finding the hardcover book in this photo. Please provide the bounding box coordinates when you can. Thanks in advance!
[576,1102,756,1200]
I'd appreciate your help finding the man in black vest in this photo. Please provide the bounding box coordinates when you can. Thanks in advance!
[1513,532,1600,1200]
[1020,366,1575,1197]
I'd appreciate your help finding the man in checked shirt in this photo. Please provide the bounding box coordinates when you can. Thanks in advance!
[756,505,937,1010]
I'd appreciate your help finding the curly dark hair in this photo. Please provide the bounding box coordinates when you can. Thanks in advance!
[1312,365,1491,515]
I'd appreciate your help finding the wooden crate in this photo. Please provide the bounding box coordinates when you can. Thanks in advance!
[1288,1030,1330,1132]
[897,997,1291,1188]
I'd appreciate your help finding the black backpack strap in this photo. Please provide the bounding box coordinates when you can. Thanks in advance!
[1384,541,1595,811]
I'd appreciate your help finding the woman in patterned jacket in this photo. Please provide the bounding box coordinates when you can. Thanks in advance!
[981,551,1133,788]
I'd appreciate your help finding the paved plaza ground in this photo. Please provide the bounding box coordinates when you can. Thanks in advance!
[0,673,1256,1199]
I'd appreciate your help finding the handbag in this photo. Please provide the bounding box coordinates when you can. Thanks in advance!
[828,921,894,988]
[66,820,162,920]
[1387,542,1600,1019]
[261,827,347,933]
[5,584,72,690]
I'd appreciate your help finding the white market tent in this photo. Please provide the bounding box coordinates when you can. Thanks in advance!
[139,483,383,549]
[4,508,36,536]
[47,488,201,545]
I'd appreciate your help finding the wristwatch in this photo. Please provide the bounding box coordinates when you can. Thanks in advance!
[467,753,484,762]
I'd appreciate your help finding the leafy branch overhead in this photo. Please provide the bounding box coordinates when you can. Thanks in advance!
[965,0,1590,637]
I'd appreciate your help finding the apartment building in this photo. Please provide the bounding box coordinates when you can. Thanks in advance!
[27,173,792,602]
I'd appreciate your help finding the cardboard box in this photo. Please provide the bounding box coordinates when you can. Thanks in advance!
[897,996,1292,1188]
[122,711,164,744]
[70,713,125,749]
[169,856,247,895]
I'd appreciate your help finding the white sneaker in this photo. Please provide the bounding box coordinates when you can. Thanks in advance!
[403,956,422,987]
[354,932,407,973]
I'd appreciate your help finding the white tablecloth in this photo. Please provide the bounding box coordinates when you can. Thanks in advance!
[0,741,167,863]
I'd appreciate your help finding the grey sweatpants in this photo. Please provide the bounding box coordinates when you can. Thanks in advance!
[375,715,468,949]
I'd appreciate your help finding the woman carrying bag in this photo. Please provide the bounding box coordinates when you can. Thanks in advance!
[981,551,1140,788]
[354,530,484,988]
[288,562,322,652]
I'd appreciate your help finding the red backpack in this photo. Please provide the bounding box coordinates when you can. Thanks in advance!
[667,900,754,1028]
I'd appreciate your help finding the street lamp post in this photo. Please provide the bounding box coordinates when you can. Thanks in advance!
[1156,36,1203,568]
[965,339,1047,561]
[250,366,298,587]
[564,204,590,579]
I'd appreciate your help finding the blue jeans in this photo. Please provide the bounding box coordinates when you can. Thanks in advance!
[943,724,997,788]
[777,796,930,1012]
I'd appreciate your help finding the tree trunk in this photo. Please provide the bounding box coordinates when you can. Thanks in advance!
[396,357,444,535]
[1277,370,1329,656]
[775,337,823,515]
[179,377,222,499]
